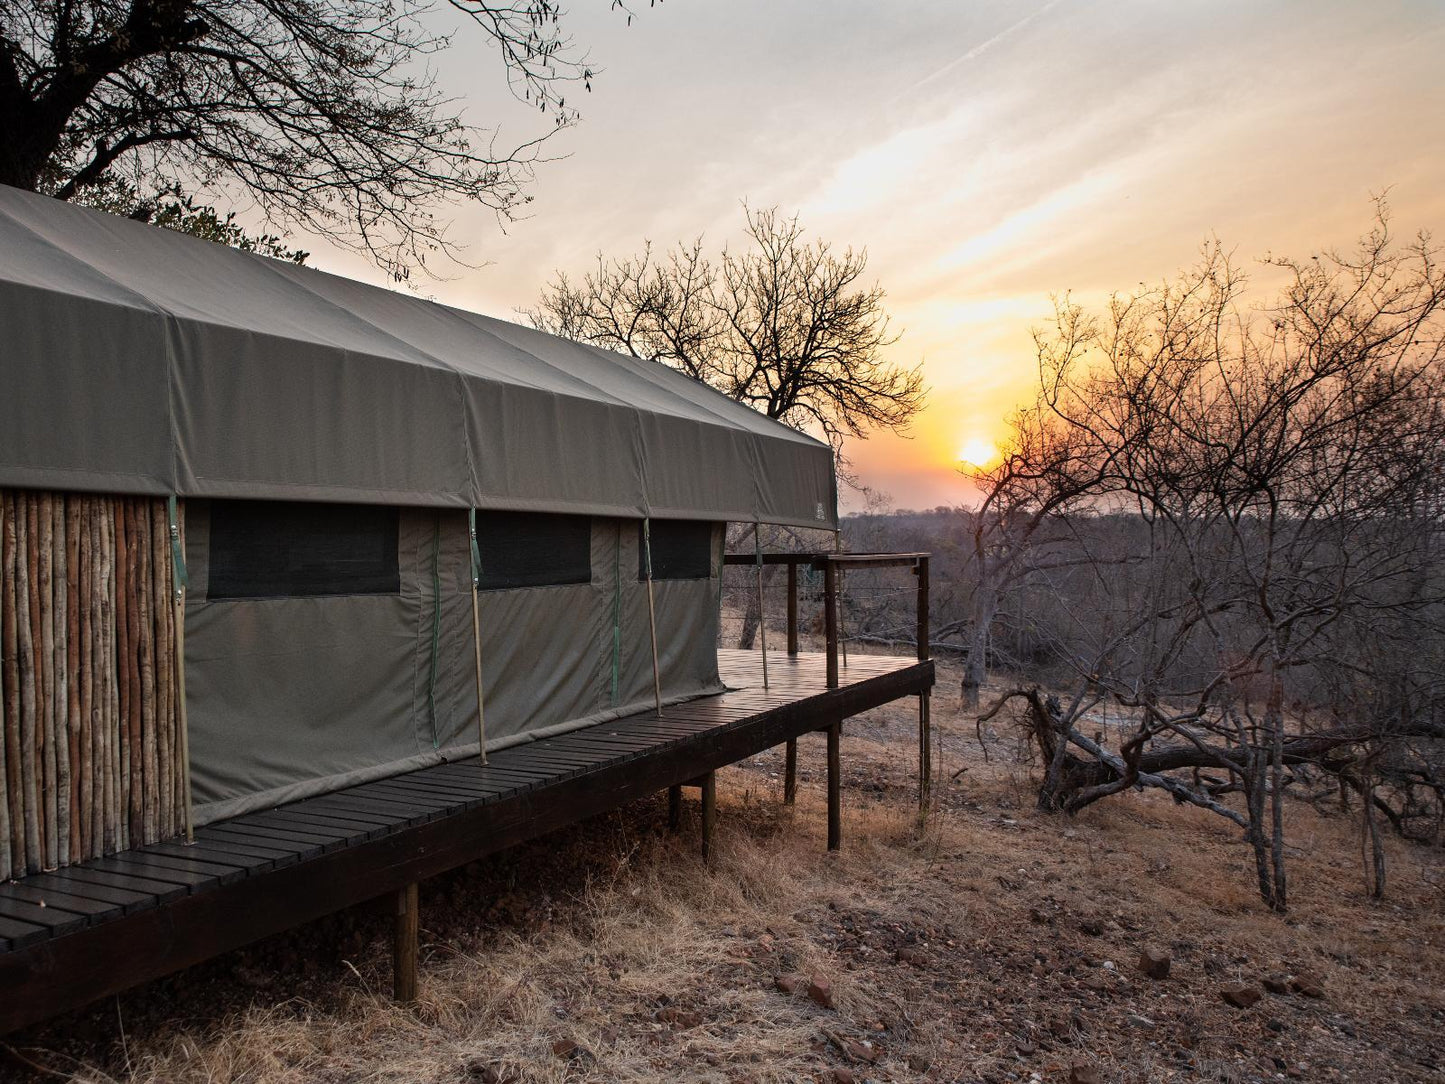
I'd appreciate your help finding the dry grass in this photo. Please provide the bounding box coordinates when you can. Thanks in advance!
[5,656,1444,1083]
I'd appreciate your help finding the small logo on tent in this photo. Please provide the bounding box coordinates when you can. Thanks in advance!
[815,502,826,521]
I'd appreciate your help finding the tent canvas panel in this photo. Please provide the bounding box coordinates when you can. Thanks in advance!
[0,184,838,528]
[182,504,724,826]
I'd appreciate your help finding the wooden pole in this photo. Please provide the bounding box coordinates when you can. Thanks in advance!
[52,494,71,867]
[699,770,716,865]
[38,493,58,869]
[834,529,847,671]
[915,556,930,662]
[136,504,158,844]
[468,511,488,764]
[150,500,174,840]
[643,518,663,716]
[783,739,797,805]
[99,502,117,855]
[64,497,81,863]
[826,721,841,852]
[393,881,419,1003]
[786,561,798,656]
[667,784,682,832]
[823,559,838,690]
[18,494,40,870]
[754,524,769,690]
[918,693,932,813]
[916,556,931,814]
[169,499,194,844]
[114,500,134,848]
[77,497,93,859]
[0,493,17,877]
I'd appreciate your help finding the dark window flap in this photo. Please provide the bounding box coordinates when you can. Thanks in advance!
[209,501,400,600]
[640,520,714,581]
[477,512,592,590]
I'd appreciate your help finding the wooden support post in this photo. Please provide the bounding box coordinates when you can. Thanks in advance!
[783,738,797,805]
[700,770,716,864]
[823,559,838,690]
[915,556,930,663]
[826,722,841,851]
[916,555,932,815]
[754,523,769,689]
[918,691,932,813]
[835,530,847,670]
[393,881,419,1003]
[668,784,682,832]
[786,561,799,656]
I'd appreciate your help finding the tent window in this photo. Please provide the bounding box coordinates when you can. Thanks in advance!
[477,512,592,590]
[208,500,400,600]
[640,520,714,581]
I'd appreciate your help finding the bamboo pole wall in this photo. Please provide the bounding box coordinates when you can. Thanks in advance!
[0,491,185,880]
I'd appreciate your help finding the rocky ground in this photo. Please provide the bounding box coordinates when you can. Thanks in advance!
[2,655,1443,1083]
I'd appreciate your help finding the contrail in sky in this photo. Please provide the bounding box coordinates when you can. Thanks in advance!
[910,0,1066,93]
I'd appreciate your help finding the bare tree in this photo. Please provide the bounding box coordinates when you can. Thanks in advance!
[980,206,1445,910]
[952,392,1113,708]
[1,0,645,272]
[530,205,925,649]
[528,205,927,458]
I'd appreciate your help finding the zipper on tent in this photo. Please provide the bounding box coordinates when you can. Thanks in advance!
[168,496,194,843]
[469,508,488,762]
[611,521,622,707]
[425,514,442,750]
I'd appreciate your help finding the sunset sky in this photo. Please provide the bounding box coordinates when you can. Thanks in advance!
[301,0,1445,512]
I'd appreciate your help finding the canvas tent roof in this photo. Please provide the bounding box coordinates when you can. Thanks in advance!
[0,185,837,528]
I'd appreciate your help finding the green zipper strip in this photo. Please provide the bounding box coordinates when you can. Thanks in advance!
[425,514,442,750]
[610,522,622,706]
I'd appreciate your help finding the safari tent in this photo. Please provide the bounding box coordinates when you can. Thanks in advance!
[0,183,837,879]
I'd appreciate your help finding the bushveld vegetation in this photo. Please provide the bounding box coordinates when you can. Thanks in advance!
[836,206,1445,912]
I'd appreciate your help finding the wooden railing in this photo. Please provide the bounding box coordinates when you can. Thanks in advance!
[723,549,934,812]
[722,551,931,688]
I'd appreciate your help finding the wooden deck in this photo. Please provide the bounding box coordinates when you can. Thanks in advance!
[0,648,933,1032]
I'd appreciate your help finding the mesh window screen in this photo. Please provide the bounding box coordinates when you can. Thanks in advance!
[477,512,592,590]
[640,520,714,581]
[209,500,400,600]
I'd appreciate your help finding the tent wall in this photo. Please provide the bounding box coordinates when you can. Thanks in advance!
[185,504,723,826]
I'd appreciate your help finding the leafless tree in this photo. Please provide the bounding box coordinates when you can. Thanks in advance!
[530,206,925,649]
[527,205,927,459]
[979,205,1445,910]
[1,0,646,272]
[951,395,1113,708]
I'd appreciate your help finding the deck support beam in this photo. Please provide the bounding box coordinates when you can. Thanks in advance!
[783,739,797,805]
[918,692,932,812]
[826,722,842,851]
[786,562,799,656]
[667,784,682,831]
[915,555,932,816]
[699,771,716,864]
[393,882,419,1003]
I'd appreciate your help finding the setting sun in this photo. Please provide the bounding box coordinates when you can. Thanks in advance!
[957,436,998,468]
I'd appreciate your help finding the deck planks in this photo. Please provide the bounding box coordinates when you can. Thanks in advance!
[0,649,932,1026]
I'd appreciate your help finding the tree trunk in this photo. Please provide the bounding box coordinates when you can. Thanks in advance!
[1266,673,1288,912]
[961,586,995,711]
[736,564,778,650]
[1362,779,1386,900]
